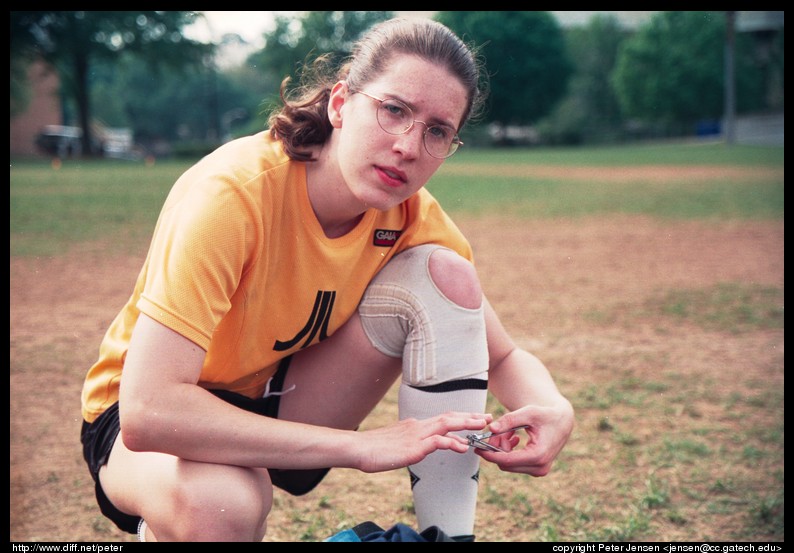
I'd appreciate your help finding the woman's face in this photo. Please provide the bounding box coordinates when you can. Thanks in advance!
[330,54,469,212]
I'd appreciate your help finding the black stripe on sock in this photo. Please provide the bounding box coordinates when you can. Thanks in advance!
[408,468,420,489]
[408,378,488,393]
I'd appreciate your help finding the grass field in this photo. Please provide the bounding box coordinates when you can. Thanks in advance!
[9,142,784,542]
[432,145,784,219]
[10,143,784,256]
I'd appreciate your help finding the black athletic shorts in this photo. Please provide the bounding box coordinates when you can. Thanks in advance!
[80,356,331,534]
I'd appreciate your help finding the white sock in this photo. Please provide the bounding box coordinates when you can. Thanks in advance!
[137,519,147,542]
[398,374,488,538]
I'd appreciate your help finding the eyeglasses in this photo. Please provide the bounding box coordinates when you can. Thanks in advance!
[350,90,463,159]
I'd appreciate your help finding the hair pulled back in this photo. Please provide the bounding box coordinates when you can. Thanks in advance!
[268,17,487,161]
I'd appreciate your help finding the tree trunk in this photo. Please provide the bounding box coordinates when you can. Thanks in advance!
[73,50,95,157]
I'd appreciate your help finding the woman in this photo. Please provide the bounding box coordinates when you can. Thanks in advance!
[80,17,574,542]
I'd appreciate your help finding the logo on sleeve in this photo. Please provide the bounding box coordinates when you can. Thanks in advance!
[373,229,402,247]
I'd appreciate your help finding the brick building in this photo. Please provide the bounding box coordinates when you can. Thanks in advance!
[10,59,62,158]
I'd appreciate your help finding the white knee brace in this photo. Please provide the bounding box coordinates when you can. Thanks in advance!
[358,245,488,386]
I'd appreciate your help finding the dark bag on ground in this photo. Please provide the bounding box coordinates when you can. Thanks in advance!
[325,521,462,542]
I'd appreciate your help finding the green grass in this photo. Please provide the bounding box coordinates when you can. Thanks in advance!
[429,176,783,219]
[10,158,192,256]
[447,142,784,167]
[428,143,784,219]
[648,283,784,333]
[10,143,784,256]
[584,282,785,334]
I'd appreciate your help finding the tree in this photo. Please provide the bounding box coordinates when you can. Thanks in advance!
[90,52,265,147]
[435,11,573,129]
[611,11,766,134]
[10,11,211,156]
[537,13,628,145]
[247,11,393,103]
[571,14,627,138]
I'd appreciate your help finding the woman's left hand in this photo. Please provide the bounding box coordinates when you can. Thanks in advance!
[473,401,574,476]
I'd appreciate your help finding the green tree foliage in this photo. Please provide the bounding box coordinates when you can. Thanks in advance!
[248,11,393,100]
[90,53,264,148]
[538,13,628,145]
[612,11,766,132]
[10,11,211,155]
[570,14,627,136]
[435,11,573,127]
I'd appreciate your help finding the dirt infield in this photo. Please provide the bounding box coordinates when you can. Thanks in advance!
[9,212,783,542]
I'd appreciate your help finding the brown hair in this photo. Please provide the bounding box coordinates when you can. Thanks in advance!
[268,17,487,162]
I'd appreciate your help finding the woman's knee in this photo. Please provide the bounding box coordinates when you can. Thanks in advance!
[427,247,482,310]
[153,463,272,541]
[359,245,488,387]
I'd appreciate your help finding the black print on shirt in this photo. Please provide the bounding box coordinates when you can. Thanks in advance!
[273,290,336,351]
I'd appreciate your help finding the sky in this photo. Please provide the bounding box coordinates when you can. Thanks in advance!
[184,11,288,48]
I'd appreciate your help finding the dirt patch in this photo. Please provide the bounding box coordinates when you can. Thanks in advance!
[10,214,783,542]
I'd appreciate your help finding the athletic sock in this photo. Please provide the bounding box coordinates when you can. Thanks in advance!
[137,519,147,542]
[398,374,488,537]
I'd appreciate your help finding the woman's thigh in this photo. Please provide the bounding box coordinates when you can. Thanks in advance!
[99,436,272,540]
[277,310,402,431]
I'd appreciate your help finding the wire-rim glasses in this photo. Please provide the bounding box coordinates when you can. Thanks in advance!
[351,90,463,159]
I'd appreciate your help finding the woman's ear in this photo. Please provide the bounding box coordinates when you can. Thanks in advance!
[327,81,348,129]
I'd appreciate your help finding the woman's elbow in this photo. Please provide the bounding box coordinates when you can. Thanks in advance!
[118,399,159,452]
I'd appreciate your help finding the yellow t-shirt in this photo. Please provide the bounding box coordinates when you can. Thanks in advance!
[81,131,472,423]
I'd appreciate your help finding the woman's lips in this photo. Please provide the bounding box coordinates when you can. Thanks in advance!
[375,165,407,187]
